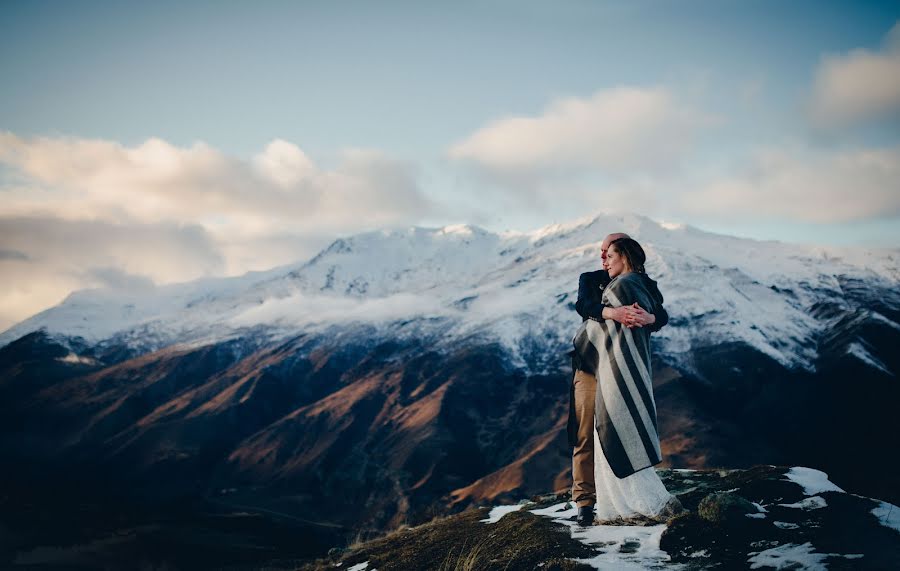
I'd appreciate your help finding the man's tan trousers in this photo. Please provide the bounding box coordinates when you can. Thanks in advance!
[571,369,597,507]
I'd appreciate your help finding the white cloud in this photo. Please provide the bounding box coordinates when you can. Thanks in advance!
[809,21,900,129]
[463,141,900,230]
[679,145,900,223]
[253,139,317,188]
[0,133,431,233]
[0,216,225,331]
[0,216,224,282]
[0,133,435,330]
[448,86,716,176]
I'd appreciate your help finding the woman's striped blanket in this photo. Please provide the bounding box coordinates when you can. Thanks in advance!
[572,271,664,479]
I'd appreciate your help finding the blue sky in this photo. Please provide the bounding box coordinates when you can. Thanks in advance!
[2,1,896,154]
[1,0,899,328]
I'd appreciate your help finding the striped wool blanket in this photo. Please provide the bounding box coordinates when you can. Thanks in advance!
[572,271,664,479]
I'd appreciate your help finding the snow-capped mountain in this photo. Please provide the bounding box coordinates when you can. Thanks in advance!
[0,211,897,555]
[2,212,897,377]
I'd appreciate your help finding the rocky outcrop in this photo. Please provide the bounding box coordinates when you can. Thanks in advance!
[301,466,900,571]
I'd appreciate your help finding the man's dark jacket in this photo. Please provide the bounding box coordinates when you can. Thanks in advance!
[566,269,669,448]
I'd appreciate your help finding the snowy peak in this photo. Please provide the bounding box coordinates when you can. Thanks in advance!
[294,223,507,296]
[0,211,897,377]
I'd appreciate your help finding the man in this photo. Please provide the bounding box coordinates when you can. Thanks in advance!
[568,232,669,526]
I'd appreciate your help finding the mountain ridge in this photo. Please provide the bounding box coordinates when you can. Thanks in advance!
[3,211,898,377]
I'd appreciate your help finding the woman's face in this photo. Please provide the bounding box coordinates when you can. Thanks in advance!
[606,244,630,278]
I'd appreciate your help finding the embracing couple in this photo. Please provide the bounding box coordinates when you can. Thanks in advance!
[567,232,685,526]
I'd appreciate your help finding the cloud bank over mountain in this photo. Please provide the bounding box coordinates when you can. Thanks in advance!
[0,133,436,330]
[0,133,432,232]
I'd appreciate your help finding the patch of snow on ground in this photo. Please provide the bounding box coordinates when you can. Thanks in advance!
[480,503,528,524]
[778,496,828,510]
[570,523,677,570]
[746,512,767,519]
[784,467,845,495]
[748,542,826,570]
[534,506,675,569]
[347,562,370,571]
[749,542,865,569]
[486,500,679,569]
[528,501,575,518]
[872,501,900,534]
[751,501,768,513]
[688,549,710,558]
[774,521,800,529]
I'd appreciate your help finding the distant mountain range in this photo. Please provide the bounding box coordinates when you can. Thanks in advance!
[1,212,897,563]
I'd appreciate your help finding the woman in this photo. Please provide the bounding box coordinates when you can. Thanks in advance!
[572,237,683,524]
